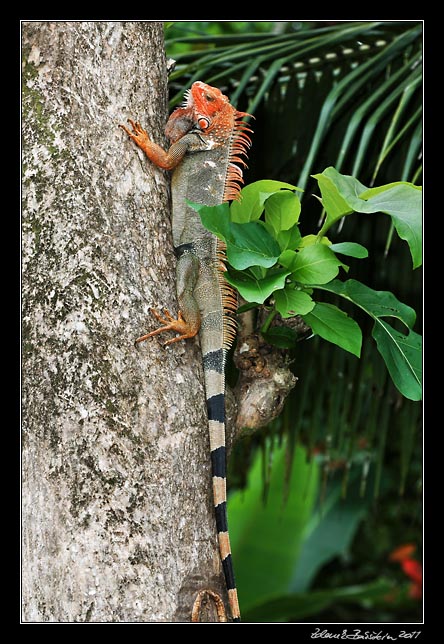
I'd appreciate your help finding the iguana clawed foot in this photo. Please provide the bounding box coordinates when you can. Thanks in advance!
[119,119,150,150]
[135,308,198,347]
[191,589,227,623]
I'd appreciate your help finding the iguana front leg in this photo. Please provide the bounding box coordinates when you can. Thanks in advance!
[136,252,201,346]
[119,119,188,170]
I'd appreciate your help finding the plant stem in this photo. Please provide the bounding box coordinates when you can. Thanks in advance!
[261,309,277,334]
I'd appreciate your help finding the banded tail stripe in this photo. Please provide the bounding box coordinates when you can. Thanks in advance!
[206,387,241,622]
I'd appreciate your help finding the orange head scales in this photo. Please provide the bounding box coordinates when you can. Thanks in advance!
[165,81,251,147]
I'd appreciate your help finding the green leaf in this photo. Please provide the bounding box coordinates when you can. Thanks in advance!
[312,170,357,227]
[231,180,303,223]
[243,579,393,623]
[359,181,422,199]
[319,279,417,328]
[261,326,298,349]
[372,322,422,401]
[329,242,368,258]
[313,279,422,399]
[291,472,371,593]
[291,244,342,285]
[358,182,422,269]
[226,221,281,269]
[264,190,301,236]
[314,167,422,268]
[192,201,282,269]
[278,249,298,270]
[299,234,332,248]
[228,443,320,612]
[274,287,315,318]
[276,224,302,252]
[225,268,290,304]
[302,302,362,357]
[187,200,232,241]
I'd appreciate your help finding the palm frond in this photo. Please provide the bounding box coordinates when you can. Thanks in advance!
[166,22,422,191]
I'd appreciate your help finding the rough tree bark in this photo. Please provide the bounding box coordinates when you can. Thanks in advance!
[22,21,231,623]
[22,21,299,623]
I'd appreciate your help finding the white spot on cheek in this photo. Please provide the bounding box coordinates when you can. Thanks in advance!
[205,160,216,168]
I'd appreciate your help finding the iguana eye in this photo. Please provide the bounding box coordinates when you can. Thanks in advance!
[198,116,210,130]
[205,93,215,102]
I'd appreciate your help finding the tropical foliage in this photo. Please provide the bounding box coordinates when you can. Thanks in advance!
[229,439,421,622]
[166,21,423,623]
[191,169,422,401]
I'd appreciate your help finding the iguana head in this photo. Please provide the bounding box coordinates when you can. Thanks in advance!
[188,81,234,136]
[166,81,249,146]
[164,81,253,201]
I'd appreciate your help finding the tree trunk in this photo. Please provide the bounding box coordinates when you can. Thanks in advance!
[22,21,227,623]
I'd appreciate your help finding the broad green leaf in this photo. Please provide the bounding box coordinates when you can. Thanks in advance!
[290,472,371,593]
[243,579,393,623]
[329,242,368,258]
[314,167,422,268]
[225,268,290,304]
[312,171,357,228]
[358,183,422,269]
[192,200,282,269]
[302,302,362,357]
[360,181,422,198]
[231,179,302,223]
[274,287,315,318]
[319,279,417,328]
[299,234,332,248]
[314,167,366,213]
[192,200,284,270]
[291,244,342,285]
[372,321,422,401]
[248,264,267,280]
[228,443,319,612]
[188,200,232,241]
[278,249,298,270]
[264,190,301,236]
[226,221,281,269]
[261,326,298,349]
[312,279,421,399]
[276,224,302,252]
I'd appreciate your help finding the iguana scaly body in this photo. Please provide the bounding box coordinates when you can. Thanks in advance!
[120,81,253,622]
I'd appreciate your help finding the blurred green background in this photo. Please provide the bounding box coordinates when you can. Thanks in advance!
[165,21,422,623]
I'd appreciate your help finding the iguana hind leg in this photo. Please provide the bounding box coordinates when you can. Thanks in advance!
[135,253,201,347]
[135,308,199,346]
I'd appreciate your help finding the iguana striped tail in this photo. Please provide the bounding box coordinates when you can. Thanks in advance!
[202,340,240,622]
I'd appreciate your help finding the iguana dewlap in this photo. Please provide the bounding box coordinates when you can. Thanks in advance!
[120,81,253,623]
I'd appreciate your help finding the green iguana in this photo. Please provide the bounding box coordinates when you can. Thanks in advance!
[120,81,253,622]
